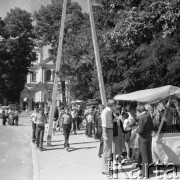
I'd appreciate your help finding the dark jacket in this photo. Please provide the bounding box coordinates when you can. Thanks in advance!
[94,111,102,127]
[54,107,59,121]
[136,112,153,141]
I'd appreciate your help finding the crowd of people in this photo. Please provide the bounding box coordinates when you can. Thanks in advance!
[29,98,180,178]
[1,107,19,126]
[99,99,180,178]
[1,96,180,178]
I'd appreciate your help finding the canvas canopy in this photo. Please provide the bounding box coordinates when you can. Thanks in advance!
[114,85,180,104]
[172,88,180,98]
[70,100,84,104]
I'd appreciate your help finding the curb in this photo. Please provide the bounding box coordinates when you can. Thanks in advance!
[30,141,40,180]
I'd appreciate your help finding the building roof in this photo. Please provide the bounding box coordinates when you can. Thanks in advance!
[40,55,56,66]
[29,55,56,70]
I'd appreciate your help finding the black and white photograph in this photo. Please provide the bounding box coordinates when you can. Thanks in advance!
[0,0,180,180]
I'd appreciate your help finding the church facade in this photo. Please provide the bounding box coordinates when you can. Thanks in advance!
[20,45,70,110]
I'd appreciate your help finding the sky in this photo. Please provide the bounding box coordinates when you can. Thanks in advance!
[0,0,89,59]
[0,0,89,18]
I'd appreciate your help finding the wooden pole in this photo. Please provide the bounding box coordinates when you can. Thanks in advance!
[88,0,107,106]
[46,0,67,146]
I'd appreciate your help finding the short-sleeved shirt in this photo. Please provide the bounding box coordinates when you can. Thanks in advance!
[85,112,94,123]
[14,111,19,117]
[101,107,113,128]
[62,113,72,124]
[123,118,131,131]
[71,109,77,119]
[35,113,47,126]
[31,112,38,122]
[5,110,8,116]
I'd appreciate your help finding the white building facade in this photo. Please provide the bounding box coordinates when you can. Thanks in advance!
[20,44,70,110]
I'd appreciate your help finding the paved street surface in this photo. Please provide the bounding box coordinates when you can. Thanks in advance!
[1,112,180,180]
[38,131,180,180]
[39,131,107,180]
[0,112,33,180]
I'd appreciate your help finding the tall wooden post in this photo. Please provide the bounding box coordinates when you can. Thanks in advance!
[88,0,107,106]
[46,0,67,146]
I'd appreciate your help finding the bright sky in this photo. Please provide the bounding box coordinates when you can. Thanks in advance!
[0,0,89,59]
[0,0,88,18]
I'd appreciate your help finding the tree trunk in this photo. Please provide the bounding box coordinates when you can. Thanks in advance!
[61,80,66,106]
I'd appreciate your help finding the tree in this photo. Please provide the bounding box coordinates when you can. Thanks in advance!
[135,37,180,88]
[99,0,180,94]
[0,8,36,103]
[34,1,94,102]
[34,0,180,102]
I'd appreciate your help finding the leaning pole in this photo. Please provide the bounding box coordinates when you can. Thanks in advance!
[46,0,67,146]
[88,0,107,106]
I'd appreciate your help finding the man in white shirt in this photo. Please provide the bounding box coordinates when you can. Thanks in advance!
[101,99,115,175]
[30,106,38,143]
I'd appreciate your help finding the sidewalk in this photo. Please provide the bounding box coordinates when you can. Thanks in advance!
[33,130,108,180]
[31,128,180,180]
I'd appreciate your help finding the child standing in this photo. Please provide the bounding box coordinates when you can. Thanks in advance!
[130,126,139,161]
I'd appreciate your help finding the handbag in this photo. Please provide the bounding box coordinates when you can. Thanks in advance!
[113,121,118,137]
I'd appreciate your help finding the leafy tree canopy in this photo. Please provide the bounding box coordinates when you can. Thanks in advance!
[33,0,180,101]
[0,8,36,103]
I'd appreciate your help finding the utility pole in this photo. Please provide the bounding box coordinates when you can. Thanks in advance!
[88,0,107,106]
[46,0,67,146]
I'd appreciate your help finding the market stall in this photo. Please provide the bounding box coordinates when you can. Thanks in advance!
[114,85,180,165]
[114,85,179,103]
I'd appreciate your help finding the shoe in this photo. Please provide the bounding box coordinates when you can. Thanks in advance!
[36,144,39,148]
[39,148,43,151]
[98,153,102,158]
[65,147,69,151]
[139,174,149,179]
[32,140,35,143]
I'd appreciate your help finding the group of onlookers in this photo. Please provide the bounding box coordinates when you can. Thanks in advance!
[51,105,84,134]
[99,98,180,178]
[31,105,80,152]
[29,98,180,178]
[99,100,154,178]
[1,107,19,126]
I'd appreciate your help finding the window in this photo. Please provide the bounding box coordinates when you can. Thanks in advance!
[35,53,40,63]
[32,72,37,82]
[46,70,51,82]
